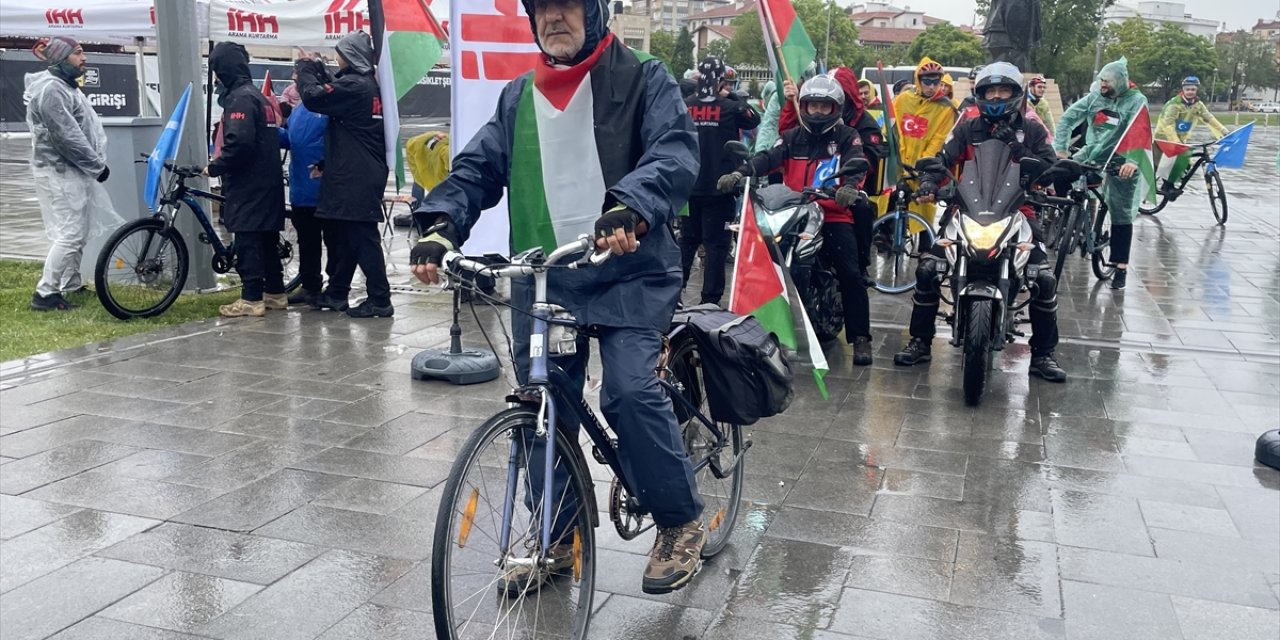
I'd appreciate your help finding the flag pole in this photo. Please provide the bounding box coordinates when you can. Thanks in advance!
[757,0,801,112]
[415,0,450,38]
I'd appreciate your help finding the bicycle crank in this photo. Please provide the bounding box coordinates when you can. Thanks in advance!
[608,477,648,540]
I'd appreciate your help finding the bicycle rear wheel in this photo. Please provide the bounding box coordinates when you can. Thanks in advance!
[432,407,596,640]
[95,218,189,320]
[1051,206,1076,281]
[279,219,302,292]
[1139,180,1170,215]
[1041,206,1064,248]
[665,334,744,558]
[1090,210,1116,281]
[1206,170,1228,225]
[870,212,935,294]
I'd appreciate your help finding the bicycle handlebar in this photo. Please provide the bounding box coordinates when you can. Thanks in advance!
[443,235,613,279]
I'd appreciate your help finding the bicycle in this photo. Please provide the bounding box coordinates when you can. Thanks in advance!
[1140,141,1227,225]
[869,163,937,294]
[95,160,300,320]
[1030,159,1117,283]
[430,236,747,640]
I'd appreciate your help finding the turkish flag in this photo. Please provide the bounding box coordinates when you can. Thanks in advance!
[901,113,929,139]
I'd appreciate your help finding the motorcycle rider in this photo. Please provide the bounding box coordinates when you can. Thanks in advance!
[682,56,761,305]
[893,63,1068,383]
[718,76,875,366]
[1053,57,1147,291]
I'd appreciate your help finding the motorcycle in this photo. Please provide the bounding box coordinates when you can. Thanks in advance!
[725,141,867,343]
[925,142,1049,406]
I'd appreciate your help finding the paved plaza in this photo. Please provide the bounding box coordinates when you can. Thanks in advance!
[0,130,1278,639]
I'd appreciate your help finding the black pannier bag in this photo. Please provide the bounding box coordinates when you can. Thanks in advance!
[673,304,794,425]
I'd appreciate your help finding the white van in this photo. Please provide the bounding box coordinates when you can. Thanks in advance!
[860,65,972,101]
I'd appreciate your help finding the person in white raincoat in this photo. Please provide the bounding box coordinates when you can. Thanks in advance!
[25,36,122,311]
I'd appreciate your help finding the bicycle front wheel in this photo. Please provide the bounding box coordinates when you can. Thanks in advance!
[95,218,189,320]
[1051,206,1076,281]
[665,334,744,558]
[432,407,596,640]
[1206,170,1228,225]
[870,212,935,294]
[279,219,302,293]
[1090,210,1116,281]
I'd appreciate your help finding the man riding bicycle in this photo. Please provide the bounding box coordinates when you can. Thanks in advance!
[1156,76,1227,143]
[1053,57,1147,291]
[894,63,1068,383]
[409,0,705,596]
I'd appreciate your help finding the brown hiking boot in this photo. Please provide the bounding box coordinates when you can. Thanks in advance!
[219,299,265,318]
[263,293,288,310]
[498,542,576,597]
[641,520,704,595]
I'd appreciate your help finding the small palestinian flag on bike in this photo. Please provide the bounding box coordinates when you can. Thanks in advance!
[729,194,828,398]
[1153,139,1192,190]
[1106,106,1157,204]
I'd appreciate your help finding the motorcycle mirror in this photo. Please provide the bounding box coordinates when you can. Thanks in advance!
[840,158,870,176]
[724,140,751,159]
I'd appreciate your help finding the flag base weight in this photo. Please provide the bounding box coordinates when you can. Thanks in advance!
[410,284,501,385]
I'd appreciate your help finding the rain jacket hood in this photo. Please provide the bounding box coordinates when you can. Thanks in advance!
[210,42,252,92]
[761,80,777,106]
[832,67,865,123]
[23,70,107,177]
[520,0,611,66]
[335,31,375,75]
[1097,57,1132,98]
[913,56,950,103]
[859,79,881,108]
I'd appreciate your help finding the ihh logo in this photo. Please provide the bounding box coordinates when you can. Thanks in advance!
[227,9,280,34]
[45,9,84,25]
[324,0,368,35]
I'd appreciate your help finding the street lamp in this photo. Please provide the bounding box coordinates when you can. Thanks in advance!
[1210,67,1218,106]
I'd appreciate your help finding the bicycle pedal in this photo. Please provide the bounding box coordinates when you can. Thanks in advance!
[198,232,211,245]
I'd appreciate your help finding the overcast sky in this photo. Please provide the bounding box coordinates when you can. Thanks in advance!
[885,0,1280,32]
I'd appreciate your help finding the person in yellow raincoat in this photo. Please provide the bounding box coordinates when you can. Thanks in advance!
[398,131,449,227]
[891,57,957,227]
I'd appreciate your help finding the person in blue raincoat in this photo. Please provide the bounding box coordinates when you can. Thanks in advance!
[279,71,330,306]
[409,0,704,598]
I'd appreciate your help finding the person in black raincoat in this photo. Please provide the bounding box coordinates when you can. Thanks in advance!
[409,0,705,597]
[206,42,286,318]
[294,31,392,318]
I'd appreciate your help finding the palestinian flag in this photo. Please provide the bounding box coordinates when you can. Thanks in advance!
[1153,139,1192,190]
[1106,106,1157,204]
[757,0,816,89]
[369,0,446,190]
[261,70,282,125]
[729,192,828,398]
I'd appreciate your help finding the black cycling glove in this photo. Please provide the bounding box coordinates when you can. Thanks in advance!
[410,216,460,267]
[594,206,640,239]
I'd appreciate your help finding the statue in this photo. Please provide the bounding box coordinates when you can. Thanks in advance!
[982,0,1042,71]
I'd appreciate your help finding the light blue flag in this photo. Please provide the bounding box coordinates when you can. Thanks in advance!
[144,82,193,211]
[1213,121,1253,169]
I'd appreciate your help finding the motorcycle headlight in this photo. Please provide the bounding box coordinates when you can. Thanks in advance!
[961,215,1013,251]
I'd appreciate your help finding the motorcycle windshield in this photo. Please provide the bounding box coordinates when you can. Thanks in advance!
[753,184,807,236]
[955,140,1025,221]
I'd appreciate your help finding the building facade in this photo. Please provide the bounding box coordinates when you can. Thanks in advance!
[1103,2,1220,39]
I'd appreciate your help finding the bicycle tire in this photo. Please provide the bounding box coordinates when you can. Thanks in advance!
[95,218,189,320]
[962,298,993,406]
[431,407,596,640]
[666,334,744,558]
[1041,206,1064,248]
[1207,170,1228,225]
[870,212,935,294]
[1052,206,1075,281]
[1139,180,1170,215]
[1090,210,1116,281]
[279,219,303,293]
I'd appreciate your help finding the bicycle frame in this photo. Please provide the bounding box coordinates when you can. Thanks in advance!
[446,239,730,564]
[157,172,231,258]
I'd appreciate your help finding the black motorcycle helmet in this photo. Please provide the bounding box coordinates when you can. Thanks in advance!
[798,75,845,134]
[973,62,1024,122]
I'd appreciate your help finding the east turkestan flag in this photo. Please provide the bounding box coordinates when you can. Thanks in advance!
[369,0,446,190]
[1107,106,1157,204]
[144,82,192,212]
[1213,121,1253,169]
[729,193,828,398]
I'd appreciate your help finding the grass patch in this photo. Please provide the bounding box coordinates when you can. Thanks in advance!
[1207,112,1278,128]
[0,258,240,362]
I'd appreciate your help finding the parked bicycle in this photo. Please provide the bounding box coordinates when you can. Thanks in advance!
[869,163,937,294]
[1029,159,1118,283]
[95,160,300,320]
[1140,141,1227,225]
[430,236,747,640]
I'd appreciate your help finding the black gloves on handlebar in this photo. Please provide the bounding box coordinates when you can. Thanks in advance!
[717,171,745,193]
[594,206,640,239]
[96,166,110,183]
[990,123,1026,156]
[916,181,939,198]
[409,215,461,267]
[835,184,865,208]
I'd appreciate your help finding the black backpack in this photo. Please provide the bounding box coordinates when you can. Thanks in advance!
[673,305,794,425]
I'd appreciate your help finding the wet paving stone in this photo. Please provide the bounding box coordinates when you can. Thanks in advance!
[948,532,1062,618]
[1051,489,1154,557]
[194,549,412,640]
[1171,595,1280,640]
[1059,545,1279,610]
[26,471,222,520]
[843,554,953,601]
[588,594,715,640]
[288,447,451,488]
[170,469,349,532]
[97,522,325,585]
[0,509,158,593]
[313,478,427,515]
[254,504,431,560]
[0,494,80,539]
[767,506,957,562]
[314,603,435,640]
[160,441,330,492]
[829,587,1066,640]
[721,537,853,628]
[0,557,166,640]
[338,411,469,456]
[1138,499,1240,537]
[99,571,261,633]
[92,450,213,482]
[46,617,208,639]
[1061,580,1183,640]
[0,440,142,495]
[879,467,965,501]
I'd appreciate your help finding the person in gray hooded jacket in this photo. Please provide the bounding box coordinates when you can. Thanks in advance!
[294,31,392,318]
[25,36,120,311]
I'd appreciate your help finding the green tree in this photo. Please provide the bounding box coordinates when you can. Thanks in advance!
[877,44,913,67]
[1132,24,1217,101]
[1102,17,1152,64]
[648,29,676,68]
[1216,31,1280,105]
[905,22,985,67]
[705,38,731,63]
[793,0,865,69]
[727,11,768,68]
[673,27,696,76]
[976,0,1113,101]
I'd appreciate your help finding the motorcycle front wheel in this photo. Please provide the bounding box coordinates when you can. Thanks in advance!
[962,298,993,406]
